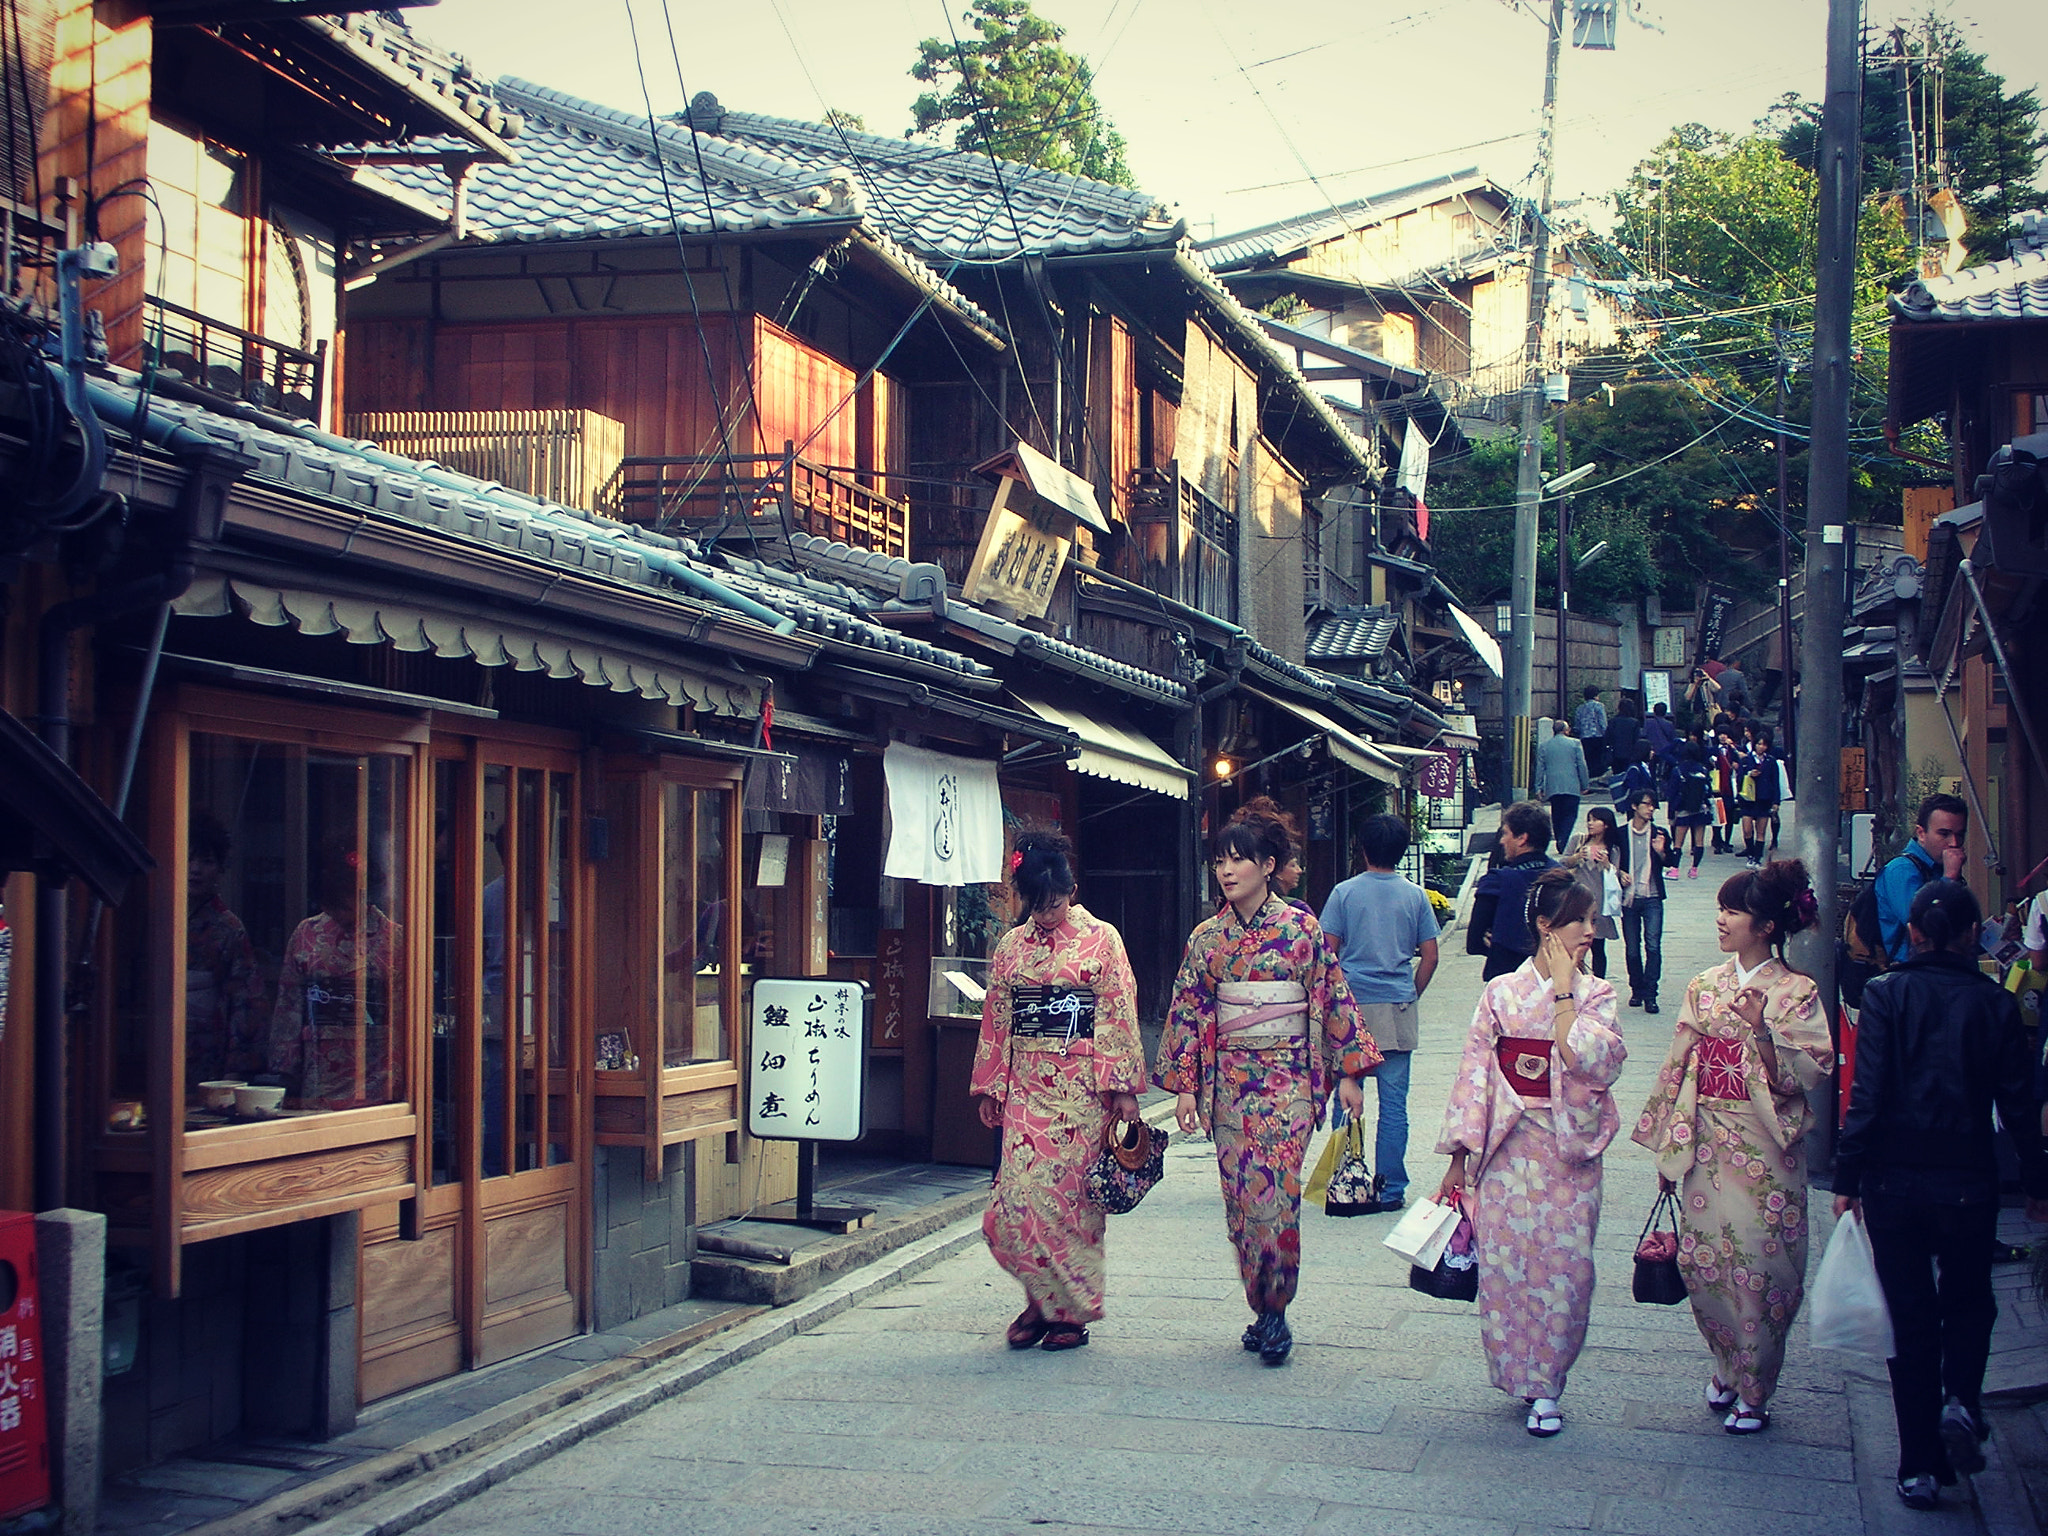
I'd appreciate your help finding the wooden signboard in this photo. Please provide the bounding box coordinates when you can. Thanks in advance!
[1840,746,1868,812]
[961,476,1072,619]
[1902,486,1951,565]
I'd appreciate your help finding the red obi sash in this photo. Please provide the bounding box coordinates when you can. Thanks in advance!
[1696,1035,1750,1100]
[1496,1036,1553,1098]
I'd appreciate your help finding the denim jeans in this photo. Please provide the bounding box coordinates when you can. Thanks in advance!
[1366,1049,1412,1202]
[1621,898,1664,1004]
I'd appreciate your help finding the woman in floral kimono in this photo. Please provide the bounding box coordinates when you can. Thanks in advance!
[1633,859,1828,1435]
[1160,799,1378,1365]
[1438,866,1626,1437]
[971,830,1146,1352]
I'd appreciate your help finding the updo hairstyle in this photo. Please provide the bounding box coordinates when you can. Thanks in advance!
[1714,858,1815,954]
[1526,864,1596,932]
[1213,795,1295,872]
[1908,878,1981,953]
[1010,829,1076,917]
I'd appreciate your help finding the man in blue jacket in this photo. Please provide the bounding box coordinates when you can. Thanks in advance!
[1877,794,1969,962]
[1465,801,1557,981]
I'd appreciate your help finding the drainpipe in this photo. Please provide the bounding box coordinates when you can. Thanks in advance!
[33,440,255,1211]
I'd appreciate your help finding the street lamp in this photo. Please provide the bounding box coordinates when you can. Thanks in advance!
[1544,463,1597,494]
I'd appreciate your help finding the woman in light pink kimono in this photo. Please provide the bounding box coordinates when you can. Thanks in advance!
[1634,860,1830,1436]
[1438,865,1626,1439]
[971,831,1146,1352]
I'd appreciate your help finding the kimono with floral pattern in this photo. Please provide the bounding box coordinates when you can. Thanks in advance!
[1158,894,1380,1314]
[970,905,1147,1325]
[269,907,403,1109]
[1437,961,1626,1399]
[1633,957,1830,1404]
[187,893,265,1085]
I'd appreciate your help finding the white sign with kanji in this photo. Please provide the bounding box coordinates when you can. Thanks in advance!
[747,979,868,1143]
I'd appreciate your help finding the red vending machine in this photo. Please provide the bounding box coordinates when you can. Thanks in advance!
[0,1212,49,1520]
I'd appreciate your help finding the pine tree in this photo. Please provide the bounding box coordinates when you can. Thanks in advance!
[908,0,1133,186]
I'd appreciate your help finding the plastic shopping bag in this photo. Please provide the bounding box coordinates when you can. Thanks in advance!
[1808,1209,1895,1358]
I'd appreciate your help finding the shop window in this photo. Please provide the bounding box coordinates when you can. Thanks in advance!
[182,732,412,1115]
[664,782,730,1066]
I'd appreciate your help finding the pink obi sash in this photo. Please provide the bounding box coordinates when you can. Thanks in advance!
[1216,981,1309,1046]
[1695,1035,1749,1100]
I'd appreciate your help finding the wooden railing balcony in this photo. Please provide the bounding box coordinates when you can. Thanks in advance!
[143,295,326,423]
[597,444,909,558]
[348,409,625,514]
[1128,460,1238,623]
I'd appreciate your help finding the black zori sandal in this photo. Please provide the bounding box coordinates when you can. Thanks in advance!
[1039,1322,1089,1351]
[1006,1309,1049,1349]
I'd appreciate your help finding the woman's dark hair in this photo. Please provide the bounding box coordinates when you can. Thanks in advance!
[1527,864,1596,932]
[190,811,233,865]
[1581,806,1620,849]
[1214,795,1294,871]
[1909,878,1981,953]
[1715,858,1814,953]
[1010,829,1076,916]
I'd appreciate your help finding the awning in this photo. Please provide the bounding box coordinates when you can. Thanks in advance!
[1446,604,1505,680]
[0,708,154,903]
[1245,687,1401,784]
[1014,695,1192,800]
[175,575,759,717]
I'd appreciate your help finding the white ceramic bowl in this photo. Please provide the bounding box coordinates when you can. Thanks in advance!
[234,1085,287,1118]
[198,1080,245,1113]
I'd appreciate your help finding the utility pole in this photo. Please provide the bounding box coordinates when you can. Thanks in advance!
[1505,0,1565,803]
[1774,322,1794,761]
[1791,0,1862,1177]
[1554,400,1570,723]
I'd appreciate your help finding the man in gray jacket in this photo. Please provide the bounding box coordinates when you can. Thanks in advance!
[1535,720,1590,848]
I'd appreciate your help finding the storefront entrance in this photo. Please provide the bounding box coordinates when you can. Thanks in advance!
[360,734,584,1400]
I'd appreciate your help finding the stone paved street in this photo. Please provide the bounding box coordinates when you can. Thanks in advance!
[395,818,2044,1536]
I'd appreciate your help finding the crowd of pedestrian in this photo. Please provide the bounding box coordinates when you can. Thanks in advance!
[964,695,2039,1514]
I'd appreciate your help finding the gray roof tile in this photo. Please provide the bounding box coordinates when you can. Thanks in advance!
[1306,607,1398,661]
[1893,247,2048,323]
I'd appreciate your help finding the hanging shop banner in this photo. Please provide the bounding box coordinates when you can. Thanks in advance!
[747,979,868,1143]
[1696,589,1737,664]
[745,744,853,816]
[1418,750,1459,800]
[882,743,1004,886]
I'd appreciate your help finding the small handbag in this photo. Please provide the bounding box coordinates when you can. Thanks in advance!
[1633,1188,1689,1305]
[1322,1122,1377,1217]
[1084,1117,1168,1214]
[1407,1201,1478,1302]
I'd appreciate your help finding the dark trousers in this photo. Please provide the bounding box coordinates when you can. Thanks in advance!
[1548,794,1581,849]
[1862,1196,1999,1480]
[1621,898,1663,1003]
[1582,736,1608,777]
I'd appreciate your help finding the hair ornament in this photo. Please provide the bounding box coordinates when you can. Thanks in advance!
[1010,848,1024,872]
[1792,888,1818,926]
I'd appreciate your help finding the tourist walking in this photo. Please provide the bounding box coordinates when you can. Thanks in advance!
[1466,801,1558,981]
[1572,686,1610,779]
[1737,731,1783,867]
[970,831,1147,1352]
[1633,860,1831,1435]
[1437,867,1627,1439]
[1667,737,1713,875]
[1642,701,1678,769]
[1606,697,1642,789]
[1834,880,2048,1509]
[1320,813,1441,1216]
[1562,807,1622,980]
[1160,801,1379,1364]
[1535,718,1590,848]
[1616,788,1678,1013]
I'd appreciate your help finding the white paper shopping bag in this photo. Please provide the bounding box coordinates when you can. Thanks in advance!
[1383,1197,1462,1270]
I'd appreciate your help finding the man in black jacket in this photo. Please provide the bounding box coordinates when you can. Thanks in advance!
[1834,879,2048,1510]
[1465,801,1555,981]
[1613,787,1678,1013]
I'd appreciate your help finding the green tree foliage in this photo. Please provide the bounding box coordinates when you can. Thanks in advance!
[909,0,1133,186]
[1773,17,2046,262]
[820,108,869,134]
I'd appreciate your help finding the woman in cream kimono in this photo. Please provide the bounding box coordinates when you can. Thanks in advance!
[1634,860,1829,1435]
[1438,865,1626,1438]
[1160,799,1377,1365]
[971,831,1146,1352]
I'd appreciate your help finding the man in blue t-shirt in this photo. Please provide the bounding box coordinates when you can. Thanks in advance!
[1320,814,1441,1215]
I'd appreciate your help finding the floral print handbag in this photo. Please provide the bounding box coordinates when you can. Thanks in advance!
[1085,1117,1169,1214]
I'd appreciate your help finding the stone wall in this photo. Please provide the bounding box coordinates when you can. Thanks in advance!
[590,1142,695,1331]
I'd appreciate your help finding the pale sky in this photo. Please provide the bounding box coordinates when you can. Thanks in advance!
[414,0,2046,241]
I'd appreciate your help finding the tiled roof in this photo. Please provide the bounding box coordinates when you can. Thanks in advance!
[685,95,1184,262]
[85,373,1000,683]
[370,80,1002,339]
[1306,607,1399,662]
[1892,247,2048,323]
[305,12,522,158]
[1197,170,1497,272]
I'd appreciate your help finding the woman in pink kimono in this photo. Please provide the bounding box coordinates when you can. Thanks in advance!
[1438,865,1626,1437]
[1633,860,1829,1435]
[971,831,1146,1352]
[1160,799,1378,1365]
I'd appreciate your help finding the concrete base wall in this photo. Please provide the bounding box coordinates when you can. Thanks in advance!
[36,1209,105,1536]
[590,1143,694,1332]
